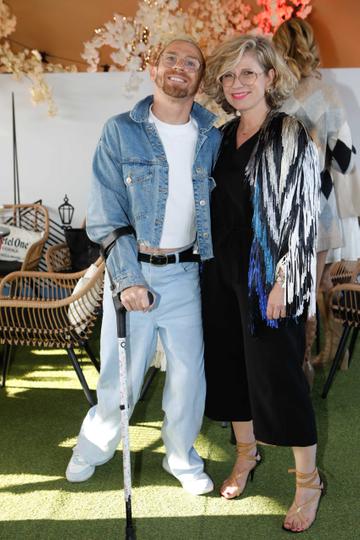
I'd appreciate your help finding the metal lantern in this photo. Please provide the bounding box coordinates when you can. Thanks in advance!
[58,195,74,229]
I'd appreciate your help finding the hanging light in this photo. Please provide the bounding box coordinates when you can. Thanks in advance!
[58,194,74,229]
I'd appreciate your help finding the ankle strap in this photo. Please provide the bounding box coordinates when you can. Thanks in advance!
[236,441,257,461]
[288,467,322,490]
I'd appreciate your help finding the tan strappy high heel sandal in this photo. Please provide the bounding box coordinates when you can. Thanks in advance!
[220,441,262,500]
[283,467,327,533]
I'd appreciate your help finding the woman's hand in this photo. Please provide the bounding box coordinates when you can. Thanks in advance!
[266,282,286,320]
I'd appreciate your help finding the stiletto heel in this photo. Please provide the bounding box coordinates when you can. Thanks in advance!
[220,441,262,500]
[283,467,326,533]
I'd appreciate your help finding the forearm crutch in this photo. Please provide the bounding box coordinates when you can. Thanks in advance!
[112,289,154,540]
[113,292,135,540]
[99,225,145,540]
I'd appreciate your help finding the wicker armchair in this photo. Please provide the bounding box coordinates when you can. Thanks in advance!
[45,241,72,273]
[315,260,359,365]
[322,281,360,398]
[328,260,359,286]
[0,204,49,276]
[0,258,105,405]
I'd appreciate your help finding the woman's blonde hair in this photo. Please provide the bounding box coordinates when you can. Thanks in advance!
[203,34,297,114]
[272,18,320,81]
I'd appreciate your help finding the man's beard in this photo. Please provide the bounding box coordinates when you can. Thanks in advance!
[155,71,198,98]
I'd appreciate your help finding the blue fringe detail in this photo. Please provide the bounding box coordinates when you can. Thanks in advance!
[248,242,278,329]
[252,180,275,285]
[248,177,278,329]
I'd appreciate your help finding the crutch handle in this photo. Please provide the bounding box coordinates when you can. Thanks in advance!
[113,291,154,339]
[113,291,154,311]
[113,294,126,338]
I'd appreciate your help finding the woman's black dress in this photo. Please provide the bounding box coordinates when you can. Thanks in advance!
[202,119,317,447]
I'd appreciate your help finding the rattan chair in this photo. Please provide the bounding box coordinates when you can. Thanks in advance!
[0,258,105,405]
[328,260,359,286]
[315,260,359,365]
[45,241,72,273]
[322,281,360,398]
[0,203,49,276]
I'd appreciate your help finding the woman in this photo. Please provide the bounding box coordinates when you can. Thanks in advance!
[202,35,324,533]
[273,17,359,365]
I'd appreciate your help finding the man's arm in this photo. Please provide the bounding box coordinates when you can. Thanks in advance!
[87,120,148,296]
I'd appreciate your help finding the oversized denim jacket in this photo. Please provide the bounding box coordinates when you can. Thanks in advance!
[87,95,222,293]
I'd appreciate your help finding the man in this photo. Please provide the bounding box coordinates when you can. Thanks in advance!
[65,36,221,495]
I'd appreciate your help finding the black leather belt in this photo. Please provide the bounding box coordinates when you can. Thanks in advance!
[138,247,200,266]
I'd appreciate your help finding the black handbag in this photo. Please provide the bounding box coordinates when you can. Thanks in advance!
[64,228,99,272]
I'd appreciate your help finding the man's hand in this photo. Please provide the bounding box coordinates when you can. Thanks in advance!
[266,282,286,320]
[120,285,153,312]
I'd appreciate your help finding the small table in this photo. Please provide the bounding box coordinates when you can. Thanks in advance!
[0,225,10,249]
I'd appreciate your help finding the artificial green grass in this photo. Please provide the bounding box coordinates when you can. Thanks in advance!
[0,334,359,540]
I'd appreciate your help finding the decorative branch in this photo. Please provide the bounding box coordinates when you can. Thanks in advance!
[0,0,16,38]
[82,0,313,74]
[0,0,76,115]
[254,0,312,34]
[82,0,186,74]
[185,0,253,56]
[0,0,313,115]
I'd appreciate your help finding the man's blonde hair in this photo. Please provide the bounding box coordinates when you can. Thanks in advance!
[150,34,205,75]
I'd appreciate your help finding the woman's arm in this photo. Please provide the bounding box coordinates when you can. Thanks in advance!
[326,85,356,175]
[268,117,320,320]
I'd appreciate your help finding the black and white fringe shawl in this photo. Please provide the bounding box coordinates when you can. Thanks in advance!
[246,112,320,329]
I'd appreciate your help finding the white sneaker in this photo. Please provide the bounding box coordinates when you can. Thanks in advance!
[162,457,214,495]
[66,452,113,483]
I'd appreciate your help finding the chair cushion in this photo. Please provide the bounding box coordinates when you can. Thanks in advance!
[64,229,99,272]
[0,225,43,262]
[68,264,102,334]
[0,259,22,276]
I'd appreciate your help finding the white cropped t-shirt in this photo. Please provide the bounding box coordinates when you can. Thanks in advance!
[149,108,198,249]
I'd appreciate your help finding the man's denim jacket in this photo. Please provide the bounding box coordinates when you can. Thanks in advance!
[87,95,222,293]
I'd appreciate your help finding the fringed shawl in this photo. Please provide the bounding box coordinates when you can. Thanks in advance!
[246,112,320,329]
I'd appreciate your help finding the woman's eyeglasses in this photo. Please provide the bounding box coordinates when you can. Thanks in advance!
[219,70,264,88]
[160,53,202,73]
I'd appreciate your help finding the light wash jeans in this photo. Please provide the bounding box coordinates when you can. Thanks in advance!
[74,260,206,479]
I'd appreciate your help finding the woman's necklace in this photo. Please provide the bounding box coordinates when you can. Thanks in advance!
[236,113,268,147]
[236,121,263,148]
[237,119,264,137]
[237,111,268,139]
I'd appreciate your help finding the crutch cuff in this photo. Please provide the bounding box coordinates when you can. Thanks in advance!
[100,226,136,260]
